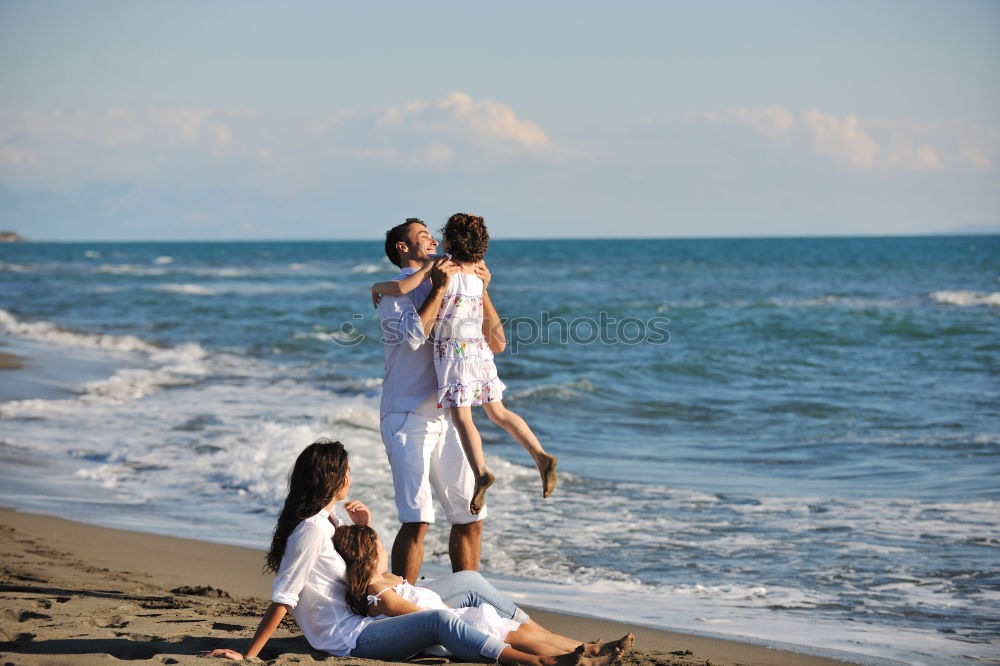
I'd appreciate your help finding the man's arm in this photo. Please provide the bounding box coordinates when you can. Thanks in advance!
[475,263,506,354]
[418,284,447,337]
[481,289,506,354]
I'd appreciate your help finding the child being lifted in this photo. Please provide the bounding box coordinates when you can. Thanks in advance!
[373,213,557,514]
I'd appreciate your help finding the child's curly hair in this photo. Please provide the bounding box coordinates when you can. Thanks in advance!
[441,213,489,264]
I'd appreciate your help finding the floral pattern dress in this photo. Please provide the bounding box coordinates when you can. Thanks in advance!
[433,272,507,408]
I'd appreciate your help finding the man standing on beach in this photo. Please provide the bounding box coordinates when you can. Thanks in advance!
[376,217,506,582]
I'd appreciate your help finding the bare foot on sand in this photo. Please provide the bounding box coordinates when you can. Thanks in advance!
[540,453,558,498]
[470,472,495,515]
[582,633,634,658]
[574,653,622,666]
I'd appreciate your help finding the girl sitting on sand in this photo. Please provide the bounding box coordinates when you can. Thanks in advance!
[372,213,557,514]
[334,524,633,662]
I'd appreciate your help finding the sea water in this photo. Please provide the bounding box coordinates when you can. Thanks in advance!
[1,236,997,665]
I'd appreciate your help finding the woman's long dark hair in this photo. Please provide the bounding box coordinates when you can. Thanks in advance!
[332,524,381,617]
[265,438,350,574]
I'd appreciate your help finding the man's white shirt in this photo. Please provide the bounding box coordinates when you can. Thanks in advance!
[377,267,440,419]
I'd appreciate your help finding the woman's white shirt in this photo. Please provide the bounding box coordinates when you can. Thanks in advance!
[270,508,374,656]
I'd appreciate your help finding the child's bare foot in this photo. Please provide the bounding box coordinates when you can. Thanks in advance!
[470,472,495,515]
[551,652,620,666]
[575,653,622,666]
[539,453,558,498]
[582,633,634,657]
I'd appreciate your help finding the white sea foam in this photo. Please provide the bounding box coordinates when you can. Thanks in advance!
[77,343,209,404]
[154,256,173,264]
[93,263,169,276]
[930,290,1000,307]
[350,262,394,274]
[0,309,157,353]
[768,295,841,307]
[156,283,218,295]
[152,281,342,296]
[0,261,35,272]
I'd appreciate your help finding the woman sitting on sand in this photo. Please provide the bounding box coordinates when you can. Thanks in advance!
[207,439,632,665]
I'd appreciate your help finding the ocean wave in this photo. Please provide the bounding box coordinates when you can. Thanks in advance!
[181,267,259,278]
[350,262,394,274]
[506,378,596,401]
[0,309,157,353]
[152,281,343,296]
[156,283,218,295]
[77,343,210,404]
[93,263,169,276]
[929,290,1000,307]
[0,261,36,273]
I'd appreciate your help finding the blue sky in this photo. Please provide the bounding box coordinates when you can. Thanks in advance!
[1,0,998,240]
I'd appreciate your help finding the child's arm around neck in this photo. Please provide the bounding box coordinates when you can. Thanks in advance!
[372,261,433,297]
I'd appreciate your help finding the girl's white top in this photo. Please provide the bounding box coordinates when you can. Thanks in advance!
[270,508,374,656]
[432,271,507,408]
[368,579,520,652]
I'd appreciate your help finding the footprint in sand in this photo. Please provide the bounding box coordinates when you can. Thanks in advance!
[88,616,129,629]
[18,610,51,622]
[211,621,244,632]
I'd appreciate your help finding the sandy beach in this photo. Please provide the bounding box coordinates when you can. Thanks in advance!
[0,507,859,666]
[0,352,25,370]
[0,347,25,370]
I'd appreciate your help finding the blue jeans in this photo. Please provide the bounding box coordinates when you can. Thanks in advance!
[351,571,529,662]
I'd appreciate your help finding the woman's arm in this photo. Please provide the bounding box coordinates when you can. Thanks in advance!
[205,602,289,660]
[343,500,371,526]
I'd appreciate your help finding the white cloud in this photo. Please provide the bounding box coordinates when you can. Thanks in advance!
[0,145,39,167]
[0,93,561,186]
[419,141,456,169]
[436,92,550,147]
[0,108,237,153]
[683,106,989,173]
[372,92,549,147]
[801,110,879,168]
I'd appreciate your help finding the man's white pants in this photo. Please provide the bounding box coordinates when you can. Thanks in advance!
[380,408,486,524]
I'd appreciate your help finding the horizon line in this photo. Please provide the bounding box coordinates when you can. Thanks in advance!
[3,229,999,244]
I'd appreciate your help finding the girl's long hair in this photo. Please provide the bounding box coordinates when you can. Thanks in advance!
[332,524,380,617]
[265,438,349,574]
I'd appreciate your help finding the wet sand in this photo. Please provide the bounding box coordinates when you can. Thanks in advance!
[0,350,25,370]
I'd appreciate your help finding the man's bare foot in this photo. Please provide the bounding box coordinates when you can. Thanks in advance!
[582,633,634,657]
[539,453,558,498]
[470,472,495,515]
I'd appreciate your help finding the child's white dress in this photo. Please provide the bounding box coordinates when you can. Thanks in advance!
[368,579,520,655]
[433,272,507,409]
